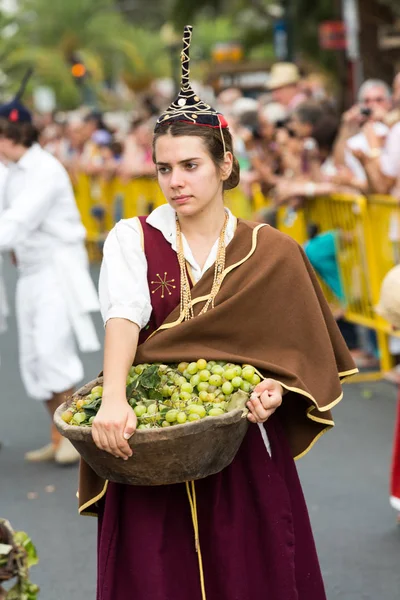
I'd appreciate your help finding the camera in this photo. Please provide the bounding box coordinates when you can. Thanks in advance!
[275,119,289,129]
[360,107,372,117]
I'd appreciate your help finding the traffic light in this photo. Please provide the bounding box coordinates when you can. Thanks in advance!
[68,54,87,85]
[71,63,86,79]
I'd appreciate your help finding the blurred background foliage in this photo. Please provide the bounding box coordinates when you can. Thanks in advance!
[0,0,399,108]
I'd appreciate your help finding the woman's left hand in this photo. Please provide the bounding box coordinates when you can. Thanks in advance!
[247,379,283,424]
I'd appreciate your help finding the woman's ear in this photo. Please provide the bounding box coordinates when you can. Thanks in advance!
[221,151,233,181]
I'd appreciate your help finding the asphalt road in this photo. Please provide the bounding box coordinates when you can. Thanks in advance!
[1,262,399,600]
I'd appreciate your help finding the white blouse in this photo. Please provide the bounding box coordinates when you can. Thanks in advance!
[99,203,237,327]
[99,204,272,455]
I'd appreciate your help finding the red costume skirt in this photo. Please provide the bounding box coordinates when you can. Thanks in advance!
[97,415,327,600]
[390,387,400,513]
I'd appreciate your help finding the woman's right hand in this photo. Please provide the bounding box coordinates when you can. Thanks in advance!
[92,398,137,460]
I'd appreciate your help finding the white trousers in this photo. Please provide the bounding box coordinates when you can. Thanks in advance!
[16,267,84,401]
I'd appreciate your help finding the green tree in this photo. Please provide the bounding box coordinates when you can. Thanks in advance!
[4,0,169,108]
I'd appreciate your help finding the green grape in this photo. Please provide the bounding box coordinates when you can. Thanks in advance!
[207,393,216,402]
[138,424,149,430]
[197,381,209,392]
[188,404,206,418]
[162,385,172,398]
[162,420,171,427]
[180,391,192,402]
[197,358,207,370]
[178,362,189,373]
[190,374,201,387]
[207,361,216,370]
[224,368,235,381]
[171,391,180,403]
[232,376,243,388]
[211,365,224,376]
[61,410,74,423]
[135,365,145,375]
[199,390,209,402]
[126,376,135,385]
[165,409,179,423]
[91,385,103,396]
[199,369,211,382]
[134,405,147,417]
[240,380,252,393]
[181,382,193,394]
[233,366,242,377]
[251,374,261,386]
[89,416,96,425]
[222,381,234,395]
[177,412,187,424]
[208,407,225,416]
[147,403,158,415]
[188,413,201,422]
[187,362,198,375]
[177,376,187,386]
[129,366,136,377]
[209,374,222,387]
[73,412,87,425]
[242,366,255,381]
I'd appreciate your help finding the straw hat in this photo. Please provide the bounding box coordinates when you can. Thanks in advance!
[376,265,400,329]
[267,63,300,91]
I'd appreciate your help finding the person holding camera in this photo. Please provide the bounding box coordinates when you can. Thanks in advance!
[333,79,391,186]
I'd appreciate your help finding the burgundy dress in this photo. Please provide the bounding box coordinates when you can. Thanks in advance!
[97,218,327,600]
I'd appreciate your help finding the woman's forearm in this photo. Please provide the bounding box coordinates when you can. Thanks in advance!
[102,318,140,402]
[364,159,394,194]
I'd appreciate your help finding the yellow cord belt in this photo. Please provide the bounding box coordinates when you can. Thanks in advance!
[185,480,207,600]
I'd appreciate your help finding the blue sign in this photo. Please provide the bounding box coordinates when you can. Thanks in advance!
[273,19,288,60]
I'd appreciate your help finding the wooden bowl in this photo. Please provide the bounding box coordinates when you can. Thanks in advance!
[54,377,249,486]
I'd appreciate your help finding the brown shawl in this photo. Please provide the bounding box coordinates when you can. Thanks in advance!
[78,220,357,515]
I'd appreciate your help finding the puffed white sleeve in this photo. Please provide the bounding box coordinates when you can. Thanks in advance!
[98,218,152,328]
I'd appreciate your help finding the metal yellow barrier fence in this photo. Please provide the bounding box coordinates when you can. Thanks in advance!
[245,187,400,377]
[304,193,400,376]
[367,194,400,282]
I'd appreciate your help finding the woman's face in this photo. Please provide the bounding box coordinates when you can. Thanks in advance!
[155,133,231,218]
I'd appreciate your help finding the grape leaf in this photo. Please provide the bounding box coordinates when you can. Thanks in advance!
[148,389,163,402]
[139,365,161,389]
[13,533,38,569]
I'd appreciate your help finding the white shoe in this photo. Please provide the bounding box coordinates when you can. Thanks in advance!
[25,443,56,462]
[55,438,80,465]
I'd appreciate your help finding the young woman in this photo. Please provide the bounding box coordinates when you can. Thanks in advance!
[81,26,358,600]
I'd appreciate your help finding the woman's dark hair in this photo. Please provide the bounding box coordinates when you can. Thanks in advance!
[307,222,320,240]
[312,115,340,154]
[0,118,39,147]
[294,102,323,127]
[152,121,240,191]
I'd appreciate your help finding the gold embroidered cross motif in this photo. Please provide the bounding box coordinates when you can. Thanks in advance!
[151,272,176,299]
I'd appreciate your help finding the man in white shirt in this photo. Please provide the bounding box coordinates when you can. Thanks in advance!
[0,93,100,464]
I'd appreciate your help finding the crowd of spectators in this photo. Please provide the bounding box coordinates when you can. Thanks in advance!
[34,62,400,212]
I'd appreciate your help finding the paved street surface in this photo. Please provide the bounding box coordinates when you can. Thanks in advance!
[1,262,399,600]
